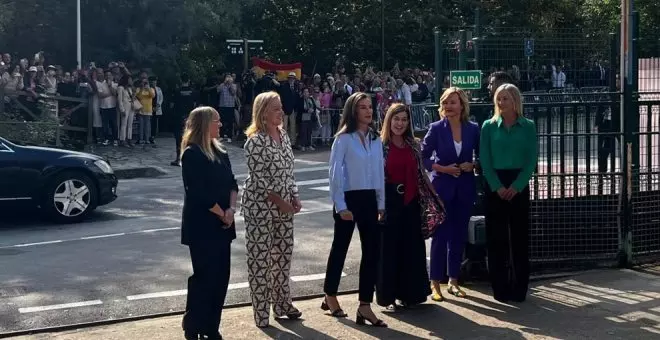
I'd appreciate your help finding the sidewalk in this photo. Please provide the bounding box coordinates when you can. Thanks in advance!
[11,267,660,339]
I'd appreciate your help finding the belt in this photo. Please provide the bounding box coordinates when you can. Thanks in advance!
[387,183,405,195]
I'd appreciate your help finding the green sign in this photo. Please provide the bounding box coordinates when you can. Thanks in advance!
[450,70,482,90]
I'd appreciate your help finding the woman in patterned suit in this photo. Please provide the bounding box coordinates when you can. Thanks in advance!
[242,91,303,328]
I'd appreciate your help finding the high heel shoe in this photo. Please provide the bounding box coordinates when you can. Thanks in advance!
[431,281,445,302]
[321,297,348,317]
[355,304,387,327]
[184,330,199,340]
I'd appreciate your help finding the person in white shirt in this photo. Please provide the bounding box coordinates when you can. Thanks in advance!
[97,69,119,146]
[552,66,566,88]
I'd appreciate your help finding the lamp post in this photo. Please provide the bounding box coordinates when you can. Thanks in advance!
[76,0,81,69]
[381,0,385,71]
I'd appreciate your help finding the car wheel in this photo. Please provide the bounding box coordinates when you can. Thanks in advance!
[43,171,98,223]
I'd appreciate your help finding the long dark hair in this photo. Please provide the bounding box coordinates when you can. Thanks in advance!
[335,92,376,139]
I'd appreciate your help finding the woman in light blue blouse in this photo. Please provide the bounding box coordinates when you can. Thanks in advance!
[322,92,387,328]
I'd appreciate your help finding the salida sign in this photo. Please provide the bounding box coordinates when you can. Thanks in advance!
[450,70,482,90]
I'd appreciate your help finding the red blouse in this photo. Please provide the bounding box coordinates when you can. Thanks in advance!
[385,143,418,204]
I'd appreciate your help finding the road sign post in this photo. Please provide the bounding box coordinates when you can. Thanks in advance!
[450,70,482,90]
[524,38,534,57]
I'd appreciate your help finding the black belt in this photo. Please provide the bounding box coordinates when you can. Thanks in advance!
[386,183,405,195]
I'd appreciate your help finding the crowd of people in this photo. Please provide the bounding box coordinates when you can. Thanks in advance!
[177,74,537,338]
[0,51,168,147]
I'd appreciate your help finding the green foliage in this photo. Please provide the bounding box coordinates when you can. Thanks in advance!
[0,0,657,79]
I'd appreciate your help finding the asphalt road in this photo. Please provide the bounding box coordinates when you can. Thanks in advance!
[0,151,381,334]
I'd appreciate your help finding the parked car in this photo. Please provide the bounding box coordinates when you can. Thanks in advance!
[0,136,118,223]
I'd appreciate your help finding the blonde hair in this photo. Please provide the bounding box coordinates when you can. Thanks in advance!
[438,87,470,122]
[245,91,281,138]
[180,106,224,160]
[491,83,523,122]
[380,103,415,144]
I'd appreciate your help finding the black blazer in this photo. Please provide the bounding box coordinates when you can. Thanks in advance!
[180,144,238,246]
[278,82,299,115]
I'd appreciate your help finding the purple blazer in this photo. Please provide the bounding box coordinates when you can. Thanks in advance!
[421,118,480,204]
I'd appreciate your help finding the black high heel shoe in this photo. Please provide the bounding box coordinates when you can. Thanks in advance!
[355,303,387,327]
[184,330,199,340]
[321,297,348,317]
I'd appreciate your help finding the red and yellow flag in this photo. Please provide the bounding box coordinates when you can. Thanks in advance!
[251,57,302,81]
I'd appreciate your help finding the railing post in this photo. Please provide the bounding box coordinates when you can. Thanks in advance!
[459,29,467,70]
[474,7,480,71]
[434,29,442,100]
[620,10,640,267]
[609,33,618,92]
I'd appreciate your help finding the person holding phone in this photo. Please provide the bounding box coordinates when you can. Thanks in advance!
[135,74,156,145]
[323,92,387,327]
[479,83,537,303]
[242,91,303,328]
[180,106,238,340]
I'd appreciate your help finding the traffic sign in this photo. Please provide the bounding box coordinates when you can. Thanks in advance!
[524,38,534,57]
[450,70,482,90]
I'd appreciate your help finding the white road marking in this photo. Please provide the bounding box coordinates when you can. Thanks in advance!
[0,199,334,249]
[141,227,180,233]
[290,272,346,282]
[19,300,103,314]
[126,290,186,301]
[14,240,63,247]
[235,165,328,180]
[310,186,330,192]
[127,273,337,301]
[296,178,329,186]
[80,233,125,240]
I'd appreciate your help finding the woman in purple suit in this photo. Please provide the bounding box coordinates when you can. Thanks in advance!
[421,87,479,300]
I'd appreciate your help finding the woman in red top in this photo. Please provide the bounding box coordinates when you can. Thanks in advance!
[375,103,444,310]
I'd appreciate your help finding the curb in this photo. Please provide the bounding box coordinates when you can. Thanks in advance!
[0,290,359,339]
[114,166,169,180]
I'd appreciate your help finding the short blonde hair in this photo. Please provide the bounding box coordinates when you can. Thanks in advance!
[491,83,523,122]
[438,87,470,122]
[245,91,281,138]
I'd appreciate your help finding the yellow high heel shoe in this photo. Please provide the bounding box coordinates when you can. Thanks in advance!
[431,281,444,302]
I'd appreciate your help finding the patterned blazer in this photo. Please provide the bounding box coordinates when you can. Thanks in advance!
[383,138,446,239]
[241,128,299,220]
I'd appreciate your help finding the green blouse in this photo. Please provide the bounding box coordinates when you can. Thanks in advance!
[479,116,538,192]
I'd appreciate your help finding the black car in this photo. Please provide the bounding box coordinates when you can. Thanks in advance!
[0,136,118,223]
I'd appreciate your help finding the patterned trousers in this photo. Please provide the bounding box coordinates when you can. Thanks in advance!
[244,214,297,327]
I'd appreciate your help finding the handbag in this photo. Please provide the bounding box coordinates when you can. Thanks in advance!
[418,183,445,239]
[409,140,446,239]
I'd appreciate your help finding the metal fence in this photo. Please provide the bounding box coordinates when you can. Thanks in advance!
[421,83,660,272]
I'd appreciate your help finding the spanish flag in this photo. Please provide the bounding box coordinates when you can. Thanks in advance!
[252,57,302,81]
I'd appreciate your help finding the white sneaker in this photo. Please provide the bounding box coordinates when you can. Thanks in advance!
[226,138,232,143]
[308,146,315,151]
[300,147,306,151]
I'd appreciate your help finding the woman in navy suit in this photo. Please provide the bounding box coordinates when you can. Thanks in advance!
[180,106,238,340]
[421,87,479,301]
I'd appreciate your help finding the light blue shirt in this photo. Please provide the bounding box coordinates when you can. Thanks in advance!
[329,131,385,212]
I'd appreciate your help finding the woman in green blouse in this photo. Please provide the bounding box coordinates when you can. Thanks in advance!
[479,83,538,303]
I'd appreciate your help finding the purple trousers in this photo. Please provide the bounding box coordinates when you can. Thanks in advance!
[430,196,471,280]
